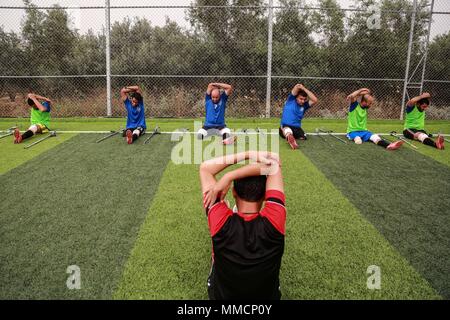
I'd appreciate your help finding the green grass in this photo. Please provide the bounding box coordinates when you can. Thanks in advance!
[299,136,450,298]
[114,135,440,299]
[2,117,448,166]
[0,132,76,174]
[114,159,209,299]
[0,118,448,299]
[0,134,173,299]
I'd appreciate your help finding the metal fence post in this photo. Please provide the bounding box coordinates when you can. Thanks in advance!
[420,0,435,94]
[400,0,417,120]
[105,0,112,117]
[265,0,274,118]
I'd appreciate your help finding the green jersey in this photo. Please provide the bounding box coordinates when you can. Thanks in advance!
[404,104,425,130]
[347,102,367,132]
[30,101,51,128]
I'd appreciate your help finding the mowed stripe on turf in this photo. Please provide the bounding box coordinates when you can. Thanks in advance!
[0,132,76,174]
[0,133,173,299]
[114,137,219,299]
[299,136,449,298]
[114,135,438,299]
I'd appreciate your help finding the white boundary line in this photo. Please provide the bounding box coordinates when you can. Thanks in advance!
[2,130,449,136]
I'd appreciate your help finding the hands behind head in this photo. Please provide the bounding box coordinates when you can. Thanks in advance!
[421,92,431,99]
[253,151,281,168]
[203,179,232,209]
[347,88,371,101]
[202,151,281,209]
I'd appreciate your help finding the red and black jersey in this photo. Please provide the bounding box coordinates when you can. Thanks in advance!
[206,190,286,300]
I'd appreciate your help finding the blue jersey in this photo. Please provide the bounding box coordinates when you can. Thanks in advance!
[280,94,310,128]
[42,101,51,112]
[204,92,228,127]
[124,98,146,129]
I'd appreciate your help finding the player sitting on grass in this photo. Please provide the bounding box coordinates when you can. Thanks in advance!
[403,92,444,150]
[200,151,285,300]
[197,82,235,145]
[14,93,52,144]
[120,85,147,144]
[346,88,403,150]
[279,83,318,150]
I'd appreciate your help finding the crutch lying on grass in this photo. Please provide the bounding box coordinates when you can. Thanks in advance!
[24,131,56,149]
[315,128,333,147]
[390,131,418,150]
[143,126,161,145]
[318,128,348,144]
[96,129,123,143]
[0,127,17,139]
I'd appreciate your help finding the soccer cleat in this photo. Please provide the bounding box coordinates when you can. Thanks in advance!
[287,134,298,150]
[222,136,236,145]
[126,129,133,144]
[13,128,22,144]
[386,140,404,150]
[435,134,445,150]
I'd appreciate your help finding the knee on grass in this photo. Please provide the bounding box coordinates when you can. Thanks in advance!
[197,128,208,140]
[220,128,231,140]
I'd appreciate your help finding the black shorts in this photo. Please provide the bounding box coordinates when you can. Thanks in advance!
[279,126,306,140]
[203,125,225,131]
[202,126,229,137]
[403,128,429,140]
[123,127,146,137]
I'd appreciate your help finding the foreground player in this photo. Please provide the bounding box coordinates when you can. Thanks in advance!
[200,151,285,299]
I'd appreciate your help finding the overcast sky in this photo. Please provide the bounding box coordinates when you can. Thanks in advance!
[0,0,449,39]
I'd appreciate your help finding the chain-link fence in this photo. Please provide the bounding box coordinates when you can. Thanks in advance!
[0,0,449,119]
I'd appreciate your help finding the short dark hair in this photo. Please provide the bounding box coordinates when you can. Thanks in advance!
[233,175,267,202]
[27,98,35,106]
[297,90,308,98]
[418,98,430,105]
[130,92,142,102]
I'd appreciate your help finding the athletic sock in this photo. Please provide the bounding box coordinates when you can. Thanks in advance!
[377,140,390,148]
[132,134,138,142]
[22,130,34,140]
[423,137,436,148]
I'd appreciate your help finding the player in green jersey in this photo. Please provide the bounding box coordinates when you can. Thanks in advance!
[403,92,444,150]
[14,93,52,144]
[346,88,403,150]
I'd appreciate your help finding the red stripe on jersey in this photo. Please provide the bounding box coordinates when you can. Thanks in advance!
[265,190,285,204]
[260,190,286,235]
[208,202,233,237]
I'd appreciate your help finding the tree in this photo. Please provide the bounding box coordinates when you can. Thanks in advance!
[0,27,25,98]
[188,0,268,78]
[22,1,76,76]
[426,31,450,102]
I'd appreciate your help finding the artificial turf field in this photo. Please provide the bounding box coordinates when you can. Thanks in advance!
[0,118,449,300]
